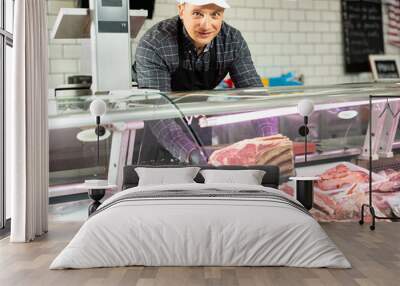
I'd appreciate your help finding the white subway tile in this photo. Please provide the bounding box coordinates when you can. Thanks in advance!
[300,67,316,77]
[306,10,321,21]
[264,0,281,9]
[236,8,255,18]
[330,22,341,33]
[264,44,283,55]
[264,20,281,31]
[329,44,342,55]
[254,32,273,43]
[306,77,323,86]
[155,4,177,17]
[322,11,338,22]
[290,32,307,43]
[307,55,322,65]
[49,45,63,59]
[247,20,265,32]
[49,38,76,45]
[289,10,305,21]
[291,55,307,65]
[246,0,264,8]
[322,55,337,65]
[281,21,298,32]
[232,20,247,31]
[299,22,314,32]
[264,66,282,77]
[229,0,247,6]
[51,59,78,73]
[298,44,315,55]
[314,22,330,32]
[47,1,74,16]
[329,65,344,76]
[273,9,289,20]
[315,44,330,54]
[321,76,337,85]
[314,1,330,10]
[48,74,65,88]
[272,32,290,43]
[255,9,272,20]
[281,0,298,10]
[306,33,322,43]
[281,44,299,55]
[274,55,291,65]
[299,0,314,10]
[63,45,81,59]
[329,0,341,12]
[322,33,337,43]
[317,66,330,76]
[225,8,238,18]
[258,56,276,65]
[242,31,256,42]
[47,15,57,30]
[250,44,268,56]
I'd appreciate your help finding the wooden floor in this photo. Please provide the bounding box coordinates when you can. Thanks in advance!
[0,220,399,286]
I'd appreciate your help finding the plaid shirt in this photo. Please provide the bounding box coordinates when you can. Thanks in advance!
[136,16,262,91]
[135,16,278,162]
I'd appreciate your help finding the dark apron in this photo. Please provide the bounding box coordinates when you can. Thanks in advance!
[138,19,221,164]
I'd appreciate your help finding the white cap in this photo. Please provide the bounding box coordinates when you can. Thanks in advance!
[176,0,230,9]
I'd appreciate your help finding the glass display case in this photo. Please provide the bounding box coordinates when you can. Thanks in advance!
[48,82,400,221]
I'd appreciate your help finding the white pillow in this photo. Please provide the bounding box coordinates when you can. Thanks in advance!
[135,167,200,186]
[200,169,266,185]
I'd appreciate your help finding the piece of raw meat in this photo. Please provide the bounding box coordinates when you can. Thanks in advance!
[279,183,294,197]
[315,164,368,191]
[208,134,294,176]
[313,192,337,217]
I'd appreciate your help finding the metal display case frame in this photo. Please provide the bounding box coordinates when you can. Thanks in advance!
[360,94,400,230]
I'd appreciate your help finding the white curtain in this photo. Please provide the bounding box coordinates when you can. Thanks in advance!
[8,0,49,242]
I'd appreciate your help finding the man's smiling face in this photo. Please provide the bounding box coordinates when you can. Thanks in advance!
[178,3,225,50]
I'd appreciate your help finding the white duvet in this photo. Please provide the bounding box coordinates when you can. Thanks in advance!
[50,183,351,269]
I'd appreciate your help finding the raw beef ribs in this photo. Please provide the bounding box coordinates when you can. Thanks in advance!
[208,134,294,176]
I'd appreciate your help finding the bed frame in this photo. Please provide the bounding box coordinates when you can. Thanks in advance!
[122,165,280,190]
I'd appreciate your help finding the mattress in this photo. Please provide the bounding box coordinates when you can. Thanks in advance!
[50,183,351,269]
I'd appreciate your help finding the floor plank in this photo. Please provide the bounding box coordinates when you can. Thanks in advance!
[0,217,399,285]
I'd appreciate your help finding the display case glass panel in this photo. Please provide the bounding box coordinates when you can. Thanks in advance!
[48,83,400,222]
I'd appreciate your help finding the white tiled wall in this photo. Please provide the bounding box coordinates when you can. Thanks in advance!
[47,0,399,88]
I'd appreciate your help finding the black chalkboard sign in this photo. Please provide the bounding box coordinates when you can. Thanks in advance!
[342,0,384,73]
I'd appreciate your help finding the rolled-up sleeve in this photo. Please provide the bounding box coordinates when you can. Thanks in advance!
[148,119,198,162]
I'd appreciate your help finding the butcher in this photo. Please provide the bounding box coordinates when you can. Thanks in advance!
[135,0,278,164]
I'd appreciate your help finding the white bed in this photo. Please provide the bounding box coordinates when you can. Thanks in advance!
[50,183,351,269]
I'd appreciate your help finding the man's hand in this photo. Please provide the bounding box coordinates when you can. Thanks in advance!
[189,149,208,165]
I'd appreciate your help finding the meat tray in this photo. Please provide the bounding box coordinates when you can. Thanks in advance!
[292,162,387,196]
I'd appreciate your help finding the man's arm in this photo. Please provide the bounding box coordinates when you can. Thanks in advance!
[135,38,172,91]
[149,119,201,162]
[229,32,263,89]
[135,38,204,163]
[229,32,279,136]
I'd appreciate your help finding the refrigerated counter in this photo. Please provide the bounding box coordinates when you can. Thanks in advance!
[48,82,400,193]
